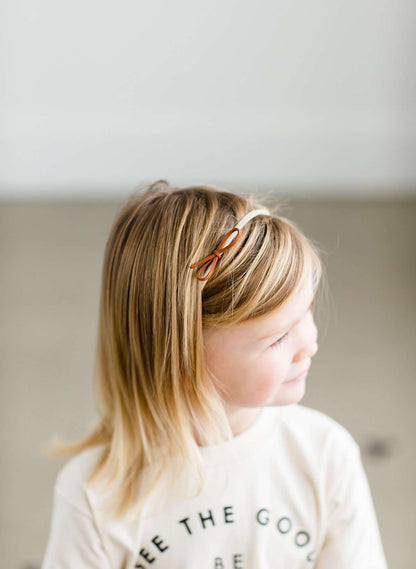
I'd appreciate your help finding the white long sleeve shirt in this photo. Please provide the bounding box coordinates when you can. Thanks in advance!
[41,403,389,568]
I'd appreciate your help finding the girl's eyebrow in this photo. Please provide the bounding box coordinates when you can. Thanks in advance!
[258,297,316,341]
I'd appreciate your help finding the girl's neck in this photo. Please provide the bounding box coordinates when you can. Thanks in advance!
[224,405,263,437]
[194,406,263,447]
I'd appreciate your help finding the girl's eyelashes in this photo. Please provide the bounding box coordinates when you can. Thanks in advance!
[270,332,289,348]
[269,300,316,349]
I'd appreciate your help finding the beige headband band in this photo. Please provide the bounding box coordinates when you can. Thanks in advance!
[189,208,270,282]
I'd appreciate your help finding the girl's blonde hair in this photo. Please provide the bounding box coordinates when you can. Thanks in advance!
[42,180,324,520]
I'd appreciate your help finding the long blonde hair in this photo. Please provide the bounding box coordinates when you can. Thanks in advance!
[42,180,324,520]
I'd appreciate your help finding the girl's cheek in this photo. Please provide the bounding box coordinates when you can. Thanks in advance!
[248,379,276,405]
[259,365,287,389]
[256,372,287,401]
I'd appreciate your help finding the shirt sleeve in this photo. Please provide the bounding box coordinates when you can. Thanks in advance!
[41,490,112,569]
[315,435,389,569]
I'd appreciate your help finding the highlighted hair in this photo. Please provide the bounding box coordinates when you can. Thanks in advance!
[42,180,324,520]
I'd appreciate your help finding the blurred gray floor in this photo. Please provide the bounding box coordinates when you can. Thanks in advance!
[1,198,415,569]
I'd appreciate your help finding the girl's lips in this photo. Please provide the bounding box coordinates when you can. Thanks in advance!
[285,367,310,383]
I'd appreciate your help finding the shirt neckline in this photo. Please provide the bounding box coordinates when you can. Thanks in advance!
[197,406,284,467]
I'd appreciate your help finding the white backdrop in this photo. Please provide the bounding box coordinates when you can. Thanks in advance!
[1,0,415,198]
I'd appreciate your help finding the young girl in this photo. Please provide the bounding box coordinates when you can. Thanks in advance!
[41,181,388,569]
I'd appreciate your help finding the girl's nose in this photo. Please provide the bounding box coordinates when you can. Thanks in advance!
[292,319,319,362]
[292,339,318,363]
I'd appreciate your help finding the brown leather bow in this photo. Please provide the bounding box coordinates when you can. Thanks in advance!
[189,227,242,281]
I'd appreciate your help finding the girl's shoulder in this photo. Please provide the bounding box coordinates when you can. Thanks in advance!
[52,445,105,515]
[278,402,361,456]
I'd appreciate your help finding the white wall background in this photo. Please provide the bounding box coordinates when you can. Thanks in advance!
[1,0,415,199]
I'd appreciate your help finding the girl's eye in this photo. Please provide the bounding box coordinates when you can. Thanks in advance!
[270,332,289,349]
[269,299,316,349]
